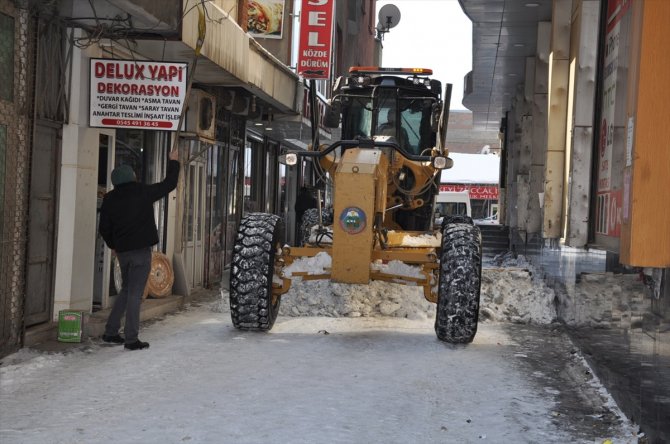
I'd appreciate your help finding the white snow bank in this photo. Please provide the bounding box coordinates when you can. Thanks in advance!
[277,260,557,325]
[279,280,435,320]
[480,269,557,324]
[282,251,332,278]
[387,231,442,247]
[370,260,424,279]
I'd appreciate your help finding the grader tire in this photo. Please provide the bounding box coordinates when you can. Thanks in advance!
[435,222,482,344]
[299,207,334,245]
[229,213,284,331]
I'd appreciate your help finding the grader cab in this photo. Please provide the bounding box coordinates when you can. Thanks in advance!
[229,67,483,343]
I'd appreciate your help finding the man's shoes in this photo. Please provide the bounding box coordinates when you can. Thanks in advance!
[102,334,124,345]
[124,340,150,351]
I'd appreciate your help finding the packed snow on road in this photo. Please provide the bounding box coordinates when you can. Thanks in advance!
[0,255,641,444]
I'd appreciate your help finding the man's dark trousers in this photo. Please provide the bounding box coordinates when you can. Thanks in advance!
[105,247,152,344]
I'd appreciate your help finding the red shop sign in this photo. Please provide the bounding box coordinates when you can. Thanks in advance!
[439,184,499,200]
[297,0,334,79]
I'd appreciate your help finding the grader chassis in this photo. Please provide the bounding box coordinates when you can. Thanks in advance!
[229,67,482,343]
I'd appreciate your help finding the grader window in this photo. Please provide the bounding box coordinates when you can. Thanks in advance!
[399,99,434,155]
[343,97,373,138]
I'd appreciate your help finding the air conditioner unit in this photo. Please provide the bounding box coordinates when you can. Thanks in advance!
[186,89,216,140]
[220,89,260,118]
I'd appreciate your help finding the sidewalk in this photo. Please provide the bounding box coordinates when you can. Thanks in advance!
[23,288,222,353]
[518,245,670,444]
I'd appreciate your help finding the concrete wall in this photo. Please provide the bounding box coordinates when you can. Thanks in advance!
[54,35,103,318]
[446,110,500,154]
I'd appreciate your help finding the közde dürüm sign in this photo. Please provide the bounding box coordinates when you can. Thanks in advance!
[297,0,334,79]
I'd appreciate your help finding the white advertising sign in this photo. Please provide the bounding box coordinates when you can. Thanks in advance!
[90,59,188,131]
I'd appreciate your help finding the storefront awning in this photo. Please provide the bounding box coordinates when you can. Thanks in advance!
[61,0,299,115]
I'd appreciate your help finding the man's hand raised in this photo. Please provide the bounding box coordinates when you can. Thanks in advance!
[169,149,179,161]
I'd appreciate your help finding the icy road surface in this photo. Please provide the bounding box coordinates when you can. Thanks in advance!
[1,295,638,444]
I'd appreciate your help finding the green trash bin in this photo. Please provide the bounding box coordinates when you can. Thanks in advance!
[57,310,84,343]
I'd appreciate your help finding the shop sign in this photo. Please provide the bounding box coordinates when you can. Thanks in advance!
[596,190,623,237]
[90,59,188,131]
[246,0,286,39]
[598,0,632,192]
[297,0,334,79]
[439,184,499,200]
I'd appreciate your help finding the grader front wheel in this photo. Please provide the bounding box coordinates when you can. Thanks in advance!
[229,213,284,331]
[435,221,482,343]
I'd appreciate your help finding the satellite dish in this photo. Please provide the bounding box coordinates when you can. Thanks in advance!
[378,4,401,30]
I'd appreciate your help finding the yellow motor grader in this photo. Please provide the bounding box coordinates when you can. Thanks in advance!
[229,67,482,343]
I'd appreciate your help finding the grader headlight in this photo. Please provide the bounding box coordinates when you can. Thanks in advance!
[285,153,298,166]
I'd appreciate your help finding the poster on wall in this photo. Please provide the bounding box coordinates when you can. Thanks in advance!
[595,0,632,237]
[89,59,187,131]
[247,0,285,39]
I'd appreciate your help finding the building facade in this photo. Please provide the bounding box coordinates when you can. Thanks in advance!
[0,0,379,358]
[460,0,669,440]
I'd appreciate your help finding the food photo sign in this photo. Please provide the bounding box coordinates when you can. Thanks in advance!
[247,0,285,39]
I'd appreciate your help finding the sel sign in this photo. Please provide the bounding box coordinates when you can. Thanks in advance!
[89,59,188,131]
[297,0,334,79]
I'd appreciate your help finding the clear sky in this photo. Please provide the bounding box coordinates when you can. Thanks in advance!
[375,0,472,110]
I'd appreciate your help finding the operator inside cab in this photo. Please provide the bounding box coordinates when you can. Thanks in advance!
[376,107,411,152]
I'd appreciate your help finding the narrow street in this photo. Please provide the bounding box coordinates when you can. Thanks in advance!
[1,289,638,444]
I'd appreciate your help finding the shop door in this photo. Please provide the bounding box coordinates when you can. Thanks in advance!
[93,131,117,309]
[24,123,59,326]
[185,160,206,289]
[222,146,241,269]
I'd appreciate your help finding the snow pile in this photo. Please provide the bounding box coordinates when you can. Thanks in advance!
[559,272,651,328]
[278,280,435,320]
[370,260,424,279]
[219,250,559,325]
[479,269,557,324]
[282,251,332,278]
[486,251,532,268]
[387,231,441,247]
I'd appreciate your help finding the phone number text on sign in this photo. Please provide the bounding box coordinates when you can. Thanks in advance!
[89,59,188,131]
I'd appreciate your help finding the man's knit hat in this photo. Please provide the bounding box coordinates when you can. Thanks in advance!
[111,164,136,186]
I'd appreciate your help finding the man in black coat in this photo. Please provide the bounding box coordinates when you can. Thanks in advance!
[99,149,180,350]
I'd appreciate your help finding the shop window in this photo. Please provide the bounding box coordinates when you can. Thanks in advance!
[243,136,265,213]
[278,163,287,219]
[265,142,279,213]
[115,129,173,252]
[115,129,148,181]
[205,144,224,285]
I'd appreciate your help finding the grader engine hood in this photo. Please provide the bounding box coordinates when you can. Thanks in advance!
[332,148,389,283]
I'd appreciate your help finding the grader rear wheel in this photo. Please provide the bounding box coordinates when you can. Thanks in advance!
[229,213,284,331]
[435,221,482,344]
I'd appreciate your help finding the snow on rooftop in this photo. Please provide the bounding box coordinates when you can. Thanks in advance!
[442,152,500,184]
